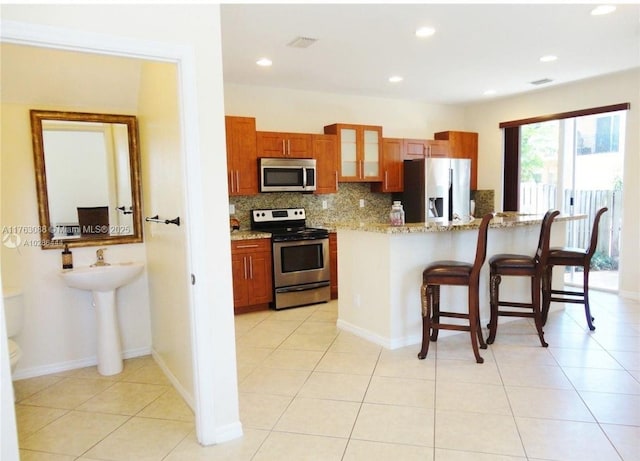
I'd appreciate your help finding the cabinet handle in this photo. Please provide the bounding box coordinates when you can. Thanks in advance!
[229,170,234,193]
[236,244,259,249]
[282,139,286,156]
[248,256,254,279]
[235,171,240,191]
[287,139,291,156]
[243,256,248,280]
[335,171,338,190]
[384,171,388,188]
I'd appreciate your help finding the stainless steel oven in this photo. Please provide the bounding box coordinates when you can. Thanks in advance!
[251,208,331,310]
[272,236,330,309]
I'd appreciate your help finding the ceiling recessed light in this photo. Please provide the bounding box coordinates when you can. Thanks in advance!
[256,57,272,67]
[540,55,558,62]
[388,75,403,83]
[483,89,497,96]
[415,26,436,38]
[591,5,616,15]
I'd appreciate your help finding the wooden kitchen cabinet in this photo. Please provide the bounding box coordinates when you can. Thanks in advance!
[329,232,338,299]
[371,138,403,193]
[256,131,313,158]
[225,116,258,196]
[434,131,478,190]
[312,134,339,194]
[231,238,273,314]
[324,123,382,182]
[403,139,450,159]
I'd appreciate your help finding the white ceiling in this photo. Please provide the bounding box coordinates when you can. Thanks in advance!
[2,3,639,109]
[220,3,640,105]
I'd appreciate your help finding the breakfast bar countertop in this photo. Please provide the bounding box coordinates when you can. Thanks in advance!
[333,212,586,234]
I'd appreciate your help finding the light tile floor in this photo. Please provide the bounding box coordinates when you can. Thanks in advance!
[14,290,640,460]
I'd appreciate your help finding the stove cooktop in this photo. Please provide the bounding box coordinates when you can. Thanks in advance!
[250,208,328,241]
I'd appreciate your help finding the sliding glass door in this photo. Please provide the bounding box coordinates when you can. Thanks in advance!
[518,110,625,291]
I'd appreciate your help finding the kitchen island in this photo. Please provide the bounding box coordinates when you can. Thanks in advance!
[336,213,585,349]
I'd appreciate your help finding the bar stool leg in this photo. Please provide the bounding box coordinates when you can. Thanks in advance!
[487,273,500,344]
[418,283,431,359]
[429,285,440,342]
[531,274,548,347]
[541,265,552,326]
[583,267,596,331]
[468,281,485,364]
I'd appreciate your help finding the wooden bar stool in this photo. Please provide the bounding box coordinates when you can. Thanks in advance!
[542,207,608,331]
[486,209,559,347]
[418,213,493,364]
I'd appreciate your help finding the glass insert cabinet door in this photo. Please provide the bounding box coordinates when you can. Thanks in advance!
[339,128,358,177]
[324,123,381,182]
[363,128,380,178]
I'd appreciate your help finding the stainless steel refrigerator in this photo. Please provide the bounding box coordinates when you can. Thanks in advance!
[401,157,471,224]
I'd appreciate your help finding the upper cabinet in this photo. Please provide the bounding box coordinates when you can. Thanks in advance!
[225,116,259,196]
[324,123,382,182]
[256,131,313,158]
[371,138,403,193]
[403,139,450,159]
[312,134,339,194]
[434,131,478,190]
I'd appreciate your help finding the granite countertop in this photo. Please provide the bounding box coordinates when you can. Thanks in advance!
[334,212,587,234]
[229,230,271,241]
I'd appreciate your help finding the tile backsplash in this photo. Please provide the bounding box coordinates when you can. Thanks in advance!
[229,183,392,230]
[230,184,495,230]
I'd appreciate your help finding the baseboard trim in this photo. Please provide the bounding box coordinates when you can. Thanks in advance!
[12,346,151,380]
[150,348,195,410]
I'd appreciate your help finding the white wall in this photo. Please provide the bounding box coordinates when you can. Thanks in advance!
[138,60,194,401]
[224,83,465,137]
[0,103,151,378]
[464,69,640,299]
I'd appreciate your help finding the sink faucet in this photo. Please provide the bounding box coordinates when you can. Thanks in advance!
[91,248,110,267]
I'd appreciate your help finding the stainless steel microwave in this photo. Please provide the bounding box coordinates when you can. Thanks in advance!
[259,158,317,192]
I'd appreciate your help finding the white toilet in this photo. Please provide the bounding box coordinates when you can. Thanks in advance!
[3,288,24,374]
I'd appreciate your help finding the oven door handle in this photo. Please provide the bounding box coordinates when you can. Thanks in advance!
[275,281,330,293]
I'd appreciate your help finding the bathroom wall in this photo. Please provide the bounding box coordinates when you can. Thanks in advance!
[464,69,640,299]
[2,3,241,445]
[0,103,151,379]
[138,60,194,400]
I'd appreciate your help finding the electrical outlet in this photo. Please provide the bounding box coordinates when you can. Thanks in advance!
[322,200,328,210]
[229,204,235,215]
[359,199,365,208]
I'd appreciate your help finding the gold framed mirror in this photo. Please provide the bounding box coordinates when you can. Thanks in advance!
[30,110,143,249]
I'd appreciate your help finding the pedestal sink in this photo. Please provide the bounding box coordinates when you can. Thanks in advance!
[61,262,144,376]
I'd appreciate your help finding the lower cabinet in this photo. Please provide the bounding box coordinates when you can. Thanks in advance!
[329,233,338,299]
[231,239,272,314]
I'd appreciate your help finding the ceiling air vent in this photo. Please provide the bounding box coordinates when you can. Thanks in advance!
[287,36,318,48]
[530,78,553,86]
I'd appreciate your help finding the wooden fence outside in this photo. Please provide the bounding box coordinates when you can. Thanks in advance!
[520,183,620,261]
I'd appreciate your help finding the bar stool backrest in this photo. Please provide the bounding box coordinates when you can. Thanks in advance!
[535,209,561,269]
[586,207,609,258]
[470,213,495,281]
